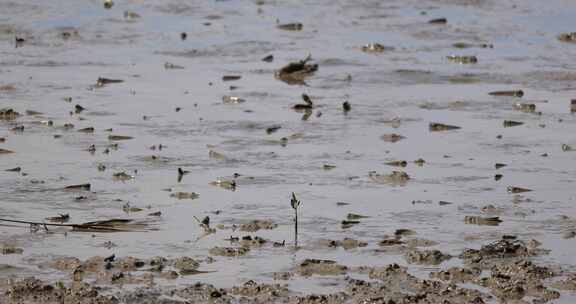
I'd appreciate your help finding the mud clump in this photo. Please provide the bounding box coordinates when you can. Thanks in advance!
[367,263,411,283]
[477,260,559,302]
[228,280,289,300]
[49,255,203,284]
[460,238,546,267]
[551,273,576,291]
[405,249,452,265]
[429,267,481,283]
[238,219,277,232]
[209,247,249,257]
[171,282,231,303]
[405,238,438,247]
[2,278,117,304]
[356,263,486,304]
[293,293,349,304]
[52,256,82,271]
[297,259,347,277]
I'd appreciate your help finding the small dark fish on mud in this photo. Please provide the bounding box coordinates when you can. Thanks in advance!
[208,150,226,160]
[180,32,187,40]
[277,23,303,31]
[413,158,425,166]
[222,96,245,104]
[428,18,447,24]
[385,160,407,167]
[209,179,236,191]
[77,127,94,133]
[322,164,336,170]
[103,0,113,9]
[96,77,124,87]
[341,220,360,229]
[495,174,503,181]
[46,213,70,223]
[347,213,369,220]
[452,42,493,49]
[361,43,393,53]
[464,216,502,226]
[514,103,536,113]
[412,200,433,205]
[507,186,532,193]
[5,167,21,172]
[503,120,523,127]
[381,133,405,143]
[222,75,241,81]
[429,122,461,131]
[0,109,21,120]
[275,55,318,84]
[11,125,24,132]
[25,110,42,116]
[292,94,314,110]
[395,229,416,237]
[489,90,524,97]
[571,99,576,112]
[342,101,351,113]
[170,192,199,200]
[108,135,133,141]
[495,163,507,169]
[446,55,477,64]
[164,62,184,69]
[15,36,25,48]
[266,125,281,134]
[2,245,23,254]
[65,183,91,191]
[113,171,134,181]
[74,104,85,114]
[124,10,140,20]
[262,54,274,62]
[558,32,576,42]
[369,171,410,185]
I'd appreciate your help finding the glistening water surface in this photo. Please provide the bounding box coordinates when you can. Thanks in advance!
[1,0,576,302]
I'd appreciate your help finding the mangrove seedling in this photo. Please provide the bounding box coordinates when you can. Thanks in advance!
[291,192,301,247]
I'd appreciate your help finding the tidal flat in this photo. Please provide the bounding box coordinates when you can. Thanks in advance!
[1,0,576,303]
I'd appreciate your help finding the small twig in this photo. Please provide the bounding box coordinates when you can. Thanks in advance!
[0,217,145,232]
[0,218,77,227]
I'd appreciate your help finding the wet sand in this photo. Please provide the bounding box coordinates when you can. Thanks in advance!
[2,0,576,303]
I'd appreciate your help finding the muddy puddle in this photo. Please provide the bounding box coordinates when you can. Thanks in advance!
[2,0,576,303]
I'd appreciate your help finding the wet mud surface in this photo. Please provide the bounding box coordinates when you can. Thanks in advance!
[2,0,576,303]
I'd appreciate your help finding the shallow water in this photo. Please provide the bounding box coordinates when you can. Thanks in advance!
[2,0,576,302]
